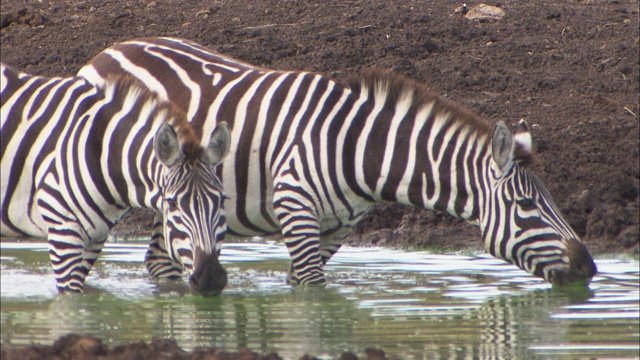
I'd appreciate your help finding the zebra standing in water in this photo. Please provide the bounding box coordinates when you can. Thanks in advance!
[1,63,231,294]
[79,37,597,286]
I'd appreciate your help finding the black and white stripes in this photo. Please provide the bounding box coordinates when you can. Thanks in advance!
[78,37,596,286]
[1,63,231,294]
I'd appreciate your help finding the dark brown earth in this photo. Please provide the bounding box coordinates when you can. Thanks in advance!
[1,0,638,358]
[0,333,391,360]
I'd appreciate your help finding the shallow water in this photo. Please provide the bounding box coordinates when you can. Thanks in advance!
[1,238,638,359]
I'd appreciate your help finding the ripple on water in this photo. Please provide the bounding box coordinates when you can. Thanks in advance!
[1,240,638,359]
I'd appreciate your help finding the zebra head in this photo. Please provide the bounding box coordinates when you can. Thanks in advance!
[154,122,231,295]
[483,120,596,286]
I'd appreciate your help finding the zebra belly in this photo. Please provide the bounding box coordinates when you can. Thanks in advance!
[1,155,47,237]
[318,200,373,240]
[224,205,371,242]
[0,191,47,238]
[225,204,281,237]
[222,179,372,241]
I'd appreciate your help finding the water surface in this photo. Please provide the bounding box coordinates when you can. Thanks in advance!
[1,238,638,359]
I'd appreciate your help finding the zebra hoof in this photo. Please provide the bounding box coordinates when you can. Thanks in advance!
[287,263,327,286]
[286,271,300,286]
[56,285,84,294]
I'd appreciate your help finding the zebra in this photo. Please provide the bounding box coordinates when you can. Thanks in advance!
[0,62,231,294]
[78,37,597,287]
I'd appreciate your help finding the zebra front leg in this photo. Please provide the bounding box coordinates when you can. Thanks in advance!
[47,234,107,293]
[46,229,107,293]
[37,179,105,293]
[289,237,341,285]
[283,229,325,286]
[287,238,341,283]
[287,237,339,285]
[274,191,325,286]
[144,212,183,279]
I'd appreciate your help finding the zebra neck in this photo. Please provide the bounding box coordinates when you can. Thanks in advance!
[349,95,491,225]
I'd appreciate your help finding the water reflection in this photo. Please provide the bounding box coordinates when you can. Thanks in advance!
[1,239,638,359]
[477,287,593,359]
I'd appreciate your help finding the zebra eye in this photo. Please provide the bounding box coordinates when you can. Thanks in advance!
[516,198,536,210]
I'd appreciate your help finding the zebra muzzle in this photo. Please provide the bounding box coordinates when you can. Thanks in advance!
[189,247,227,295]
[549,238,597,286]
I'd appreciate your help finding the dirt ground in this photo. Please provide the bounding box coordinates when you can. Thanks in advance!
[1,0,638,358]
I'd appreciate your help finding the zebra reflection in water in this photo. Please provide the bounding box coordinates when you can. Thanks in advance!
[36,280,593,358]
[475,289,593,359]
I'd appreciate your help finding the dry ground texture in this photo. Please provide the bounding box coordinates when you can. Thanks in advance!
[2,0,637,254]
[1,0,638,358]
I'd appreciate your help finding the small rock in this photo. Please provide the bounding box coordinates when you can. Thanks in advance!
[341,351,359,360]
[465,4,505,21]
[52,334,107,358]
[364,348,388,360]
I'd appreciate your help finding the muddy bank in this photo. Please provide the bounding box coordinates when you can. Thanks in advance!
[0,334,391,360]
[1,0,638,255]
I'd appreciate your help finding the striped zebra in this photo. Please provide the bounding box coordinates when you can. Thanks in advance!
[1,63,231,294]
[78,37,597,286]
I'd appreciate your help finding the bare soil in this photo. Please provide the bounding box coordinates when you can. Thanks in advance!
[1,0,638,358]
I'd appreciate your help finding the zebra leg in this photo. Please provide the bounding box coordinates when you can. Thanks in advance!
[274,186,325,286]
[37,174,103,293]
[144,212,183,279]
[288,238,341,282]
[289,238,340,285]
[46,230,106,293]
[283,228,325,286]
[46,234,107,293]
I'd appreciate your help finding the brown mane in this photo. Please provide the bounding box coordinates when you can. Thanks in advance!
[344,69,540,166]
[345,69,492,137]
[103,74,203,163]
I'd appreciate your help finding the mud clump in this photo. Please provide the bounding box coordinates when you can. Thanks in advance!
[0,334,390,360]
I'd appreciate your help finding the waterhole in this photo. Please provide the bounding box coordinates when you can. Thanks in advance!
[1,238,638,359]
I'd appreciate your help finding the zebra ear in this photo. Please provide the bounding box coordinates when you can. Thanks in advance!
[154,123,183,168]
[206,122,231,166]
[491,121,513,176]
[513,119,535,166]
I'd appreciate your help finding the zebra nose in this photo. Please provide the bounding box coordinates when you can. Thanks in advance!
[551,238,597,286]
[189,247,227,295]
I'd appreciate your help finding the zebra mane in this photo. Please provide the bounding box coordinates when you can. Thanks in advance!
[345,69,539,166]
[101,74,203,163]
[346,69,493,137]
